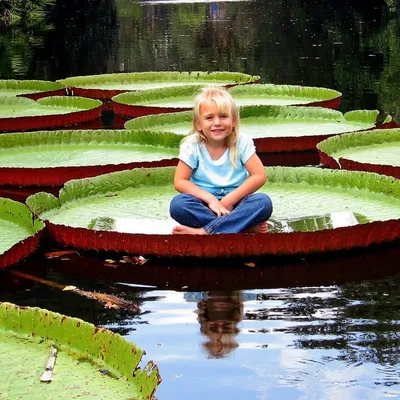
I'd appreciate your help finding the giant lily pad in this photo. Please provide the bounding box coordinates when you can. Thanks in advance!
[0,130,180,186]
[0,96,102,132]
[229,84,342,108]
[0,198,44,271]
[125,106,388,152]
[317,128,400,179]
[0,302,161,399]
[26,166,400,257]
[0,79,66,100]
[57,71,260,101]
[113,84,342,118]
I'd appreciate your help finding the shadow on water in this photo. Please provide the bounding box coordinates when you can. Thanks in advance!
[36,239,400,291]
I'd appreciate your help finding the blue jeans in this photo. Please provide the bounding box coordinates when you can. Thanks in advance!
[170,193,273,234]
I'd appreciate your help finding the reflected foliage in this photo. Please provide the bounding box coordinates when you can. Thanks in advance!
[0,0,118,80]
[0,0,398,119]
[0,0,55,27]
[244,278,400,366]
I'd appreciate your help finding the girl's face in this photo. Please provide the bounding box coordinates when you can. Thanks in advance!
[196,100,236,146]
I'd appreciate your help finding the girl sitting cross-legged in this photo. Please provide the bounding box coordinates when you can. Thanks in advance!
[170,86,273,235]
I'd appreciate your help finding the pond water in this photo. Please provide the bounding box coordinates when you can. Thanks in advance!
[1,0,400,399]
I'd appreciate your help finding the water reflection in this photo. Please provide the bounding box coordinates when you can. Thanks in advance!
[1,240,399,398]
[194,291,243,358]
[1,0,398,120]
[1,0,400,397]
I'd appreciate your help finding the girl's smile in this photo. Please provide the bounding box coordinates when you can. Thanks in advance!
[196,100,236,146]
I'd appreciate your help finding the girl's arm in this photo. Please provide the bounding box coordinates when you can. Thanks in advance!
[174,160,231,216]
[220,154,267,211]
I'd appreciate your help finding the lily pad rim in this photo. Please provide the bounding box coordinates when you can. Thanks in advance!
[56,71,261,87]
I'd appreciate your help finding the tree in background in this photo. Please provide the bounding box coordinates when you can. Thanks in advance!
[0,0,55,27]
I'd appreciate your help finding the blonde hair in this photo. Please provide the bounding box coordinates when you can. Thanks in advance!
[197,291,243,359]
[182,86,240,165]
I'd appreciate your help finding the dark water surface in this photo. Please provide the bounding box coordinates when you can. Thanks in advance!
[1,0,400,399]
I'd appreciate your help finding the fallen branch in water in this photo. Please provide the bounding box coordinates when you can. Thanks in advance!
[10,270,140,313]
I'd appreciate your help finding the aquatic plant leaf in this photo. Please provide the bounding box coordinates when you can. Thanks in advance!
[0,302,161,399]
[0,96,101,118]
[0,129,180,186]
[0,197,44,256]
[112,83,342,118]
[0,96,102,132]
[124,106,381,152]
[57,71,259,91]
[317,128,400,178]
[229,84,342,106]
[26,166,400,256]
[0,79,65,98]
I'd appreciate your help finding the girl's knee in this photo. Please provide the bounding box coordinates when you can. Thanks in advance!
[170,194,198,220]
[169,194,186,219]
[257,193,273,219]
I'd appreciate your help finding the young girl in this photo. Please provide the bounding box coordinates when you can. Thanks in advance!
[170,86,272,235]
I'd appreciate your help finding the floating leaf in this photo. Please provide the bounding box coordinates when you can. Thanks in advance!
[0,197,44,270]
[26,166,400,257]
[125,106,382,152]
[57,71,260,101]
[113,83,342,118]
[318,128,400,178]
[0,302,161,399]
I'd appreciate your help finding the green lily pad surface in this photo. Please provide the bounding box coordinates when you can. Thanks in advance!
[0,96,103,133]
[26,166,400,257]
[57,71,259,91]
[0,96,101,118]
[0,80,65,98]
[113,84,342,118]
[318,128,400,166]
[125,106,381,152]
[229,84,341,106]
[57,72,259,103]
[317,128,400,178]
[0,302,161,399]
[0,130,180,186]
[0,198,44,256]
[0,197,44,270]
[0,130,179,168]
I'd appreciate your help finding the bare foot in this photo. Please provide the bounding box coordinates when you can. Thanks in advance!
[172,225,207,235]
[243,221,268,234]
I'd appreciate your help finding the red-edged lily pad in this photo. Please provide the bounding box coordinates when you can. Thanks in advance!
[0,198,44,271]
[57,71,260,102]
[113,84,342,118]
[318,128,400,179]
[26,166,400,257]
[0,96,102,132]
[0,302,161,399]
[125,106,389,153]
[0,79,66,100]
[0,130,180,186]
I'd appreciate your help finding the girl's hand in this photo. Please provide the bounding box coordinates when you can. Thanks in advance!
[208,199,231,217]
[219,197,234,212]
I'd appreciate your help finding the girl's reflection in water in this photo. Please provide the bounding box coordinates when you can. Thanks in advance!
[196,291,243,359]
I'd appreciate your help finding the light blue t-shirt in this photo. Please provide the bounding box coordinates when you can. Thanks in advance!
[178,133,256,198]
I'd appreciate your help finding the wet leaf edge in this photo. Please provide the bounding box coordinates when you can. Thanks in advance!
[0,302,161,399]
[317,128,400,178]
[0,197,45,268]
[57,71,260,87]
